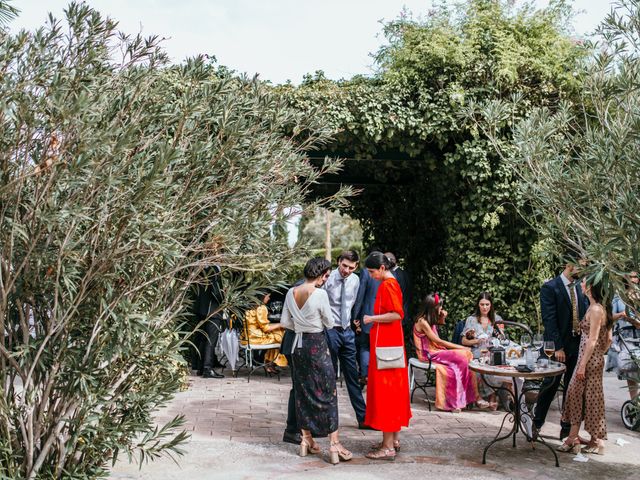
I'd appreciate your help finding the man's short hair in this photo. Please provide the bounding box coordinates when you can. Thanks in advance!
[337,250,359,264]
[562,243,582,265]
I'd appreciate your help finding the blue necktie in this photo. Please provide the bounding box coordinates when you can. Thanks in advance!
[340,278,349,328]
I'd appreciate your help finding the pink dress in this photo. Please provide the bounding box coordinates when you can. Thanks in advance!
[413,324,478,411]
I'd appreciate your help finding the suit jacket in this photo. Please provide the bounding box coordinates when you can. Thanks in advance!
[392,267,412,322]
[194,265,223,319]
[540,274,589,355]
[352,268,380,334]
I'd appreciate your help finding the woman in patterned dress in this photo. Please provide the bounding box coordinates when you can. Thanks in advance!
[461,291,509,410]
[280,257,352,464]
[558,279,613,454]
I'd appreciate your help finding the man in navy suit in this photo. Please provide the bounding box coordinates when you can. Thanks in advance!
[385,252,412,327]
[352,266,380,385]
[533,256,588,439]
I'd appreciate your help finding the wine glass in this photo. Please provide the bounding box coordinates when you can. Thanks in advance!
[543,340,556,368]
[479,338,489,364]
[270,301,283,315]
[533,333,543,364]
[533,333,544,350]
[520,334,531,349]
[500,332,510,348]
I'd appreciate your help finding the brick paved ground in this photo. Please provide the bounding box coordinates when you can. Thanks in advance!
[111,367,640,480]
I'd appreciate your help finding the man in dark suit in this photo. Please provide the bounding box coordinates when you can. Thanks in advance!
[533,258,588,439]
[352,266,380,385]
[194,265,225,379]
[385,252,412,326]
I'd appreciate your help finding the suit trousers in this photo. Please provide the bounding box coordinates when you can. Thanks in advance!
[198,315,223,371]
[281,330,299,434]
[356,332,370,377]
[533,337,580,429]
[326,327,366,423]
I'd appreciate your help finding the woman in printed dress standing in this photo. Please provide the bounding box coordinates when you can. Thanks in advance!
[363,251,412,461]
[558,280,613,455]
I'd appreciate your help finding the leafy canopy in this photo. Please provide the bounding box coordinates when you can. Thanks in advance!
[0,3,347,478]
[284,0,585,327]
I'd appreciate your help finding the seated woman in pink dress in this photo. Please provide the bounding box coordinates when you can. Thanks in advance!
[413,293,478,412]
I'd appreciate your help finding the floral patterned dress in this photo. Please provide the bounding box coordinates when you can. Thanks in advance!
[281,288,338,436]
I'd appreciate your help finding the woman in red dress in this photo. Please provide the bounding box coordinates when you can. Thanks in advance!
[362,251,412,461]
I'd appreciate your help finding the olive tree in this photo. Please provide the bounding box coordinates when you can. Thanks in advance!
[470,0,640,305]
[0,3,346,478]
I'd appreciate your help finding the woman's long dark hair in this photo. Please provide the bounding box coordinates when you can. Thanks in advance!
[589,282,614,330]
[415,293,442,327]
[473,291,496,323]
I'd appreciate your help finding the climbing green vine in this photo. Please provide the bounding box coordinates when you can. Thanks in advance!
[282,0,587,330]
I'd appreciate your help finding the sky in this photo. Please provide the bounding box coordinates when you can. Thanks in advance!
[11,1,614,85]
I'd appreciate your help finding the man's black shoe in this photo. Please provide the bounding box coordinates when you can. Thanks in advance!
[282,431,302,445]
[358,422,375,430]
[202,369,224,379]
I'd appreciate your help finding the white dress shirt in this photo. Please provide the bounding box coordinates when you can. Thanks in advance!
[561,273,578,304]
[323,269,360,328]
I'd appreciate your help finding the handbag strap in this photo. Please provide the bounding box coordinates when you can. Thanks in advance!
[373,319,403,349]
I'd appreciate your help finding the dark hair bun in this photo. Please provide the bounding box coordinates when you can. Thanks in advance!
[364,251,392,270]
[303,257,331,280]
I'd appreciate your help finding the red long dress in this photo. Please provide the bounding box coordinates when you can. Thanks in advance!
[364,277,412,431]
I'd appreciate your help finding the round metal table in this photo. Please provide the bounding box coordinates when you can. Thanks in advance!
[469,359,566,466]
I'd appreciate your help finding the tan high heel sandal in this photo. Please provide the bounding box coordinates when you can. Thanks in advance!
[556,436,580,454]
[370,440,400,452]
[328,441,352,464]
[365,447,396,461]
[582,441,605,455]
[299,435,320,457]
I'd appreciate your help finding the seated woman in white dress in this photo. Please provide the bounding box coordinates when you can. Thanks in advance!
[461,291,509,410]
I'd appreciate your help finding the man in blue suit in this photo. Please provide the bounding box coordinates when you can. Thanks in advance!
[533,256,589,440]
[352,266,380,385]
[385,252,412,328]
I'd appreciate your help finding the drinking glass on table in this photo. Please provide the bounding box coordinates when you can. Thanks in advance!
[520,334,531,350]
[270,301,283,314]
[479,338,489,364]
[533,333,544,364]
[532,333,543,350]
[500,333,510,348]
[543,340,555,368]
